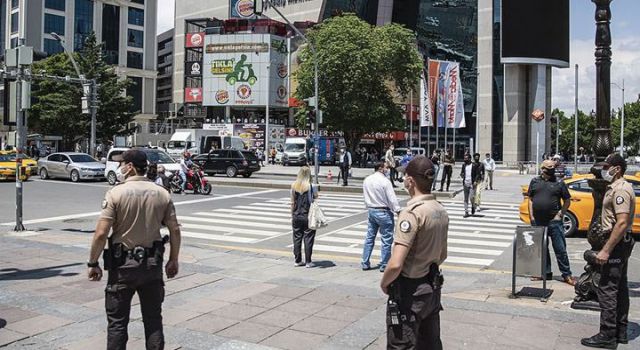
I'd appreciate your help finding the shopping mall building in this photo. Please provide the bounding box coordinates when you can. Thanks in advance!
[171,0,568,162]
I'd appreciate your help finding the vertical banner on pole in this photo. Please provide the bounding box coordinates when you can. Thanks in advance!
[428,60,441,150]
[420,74,433,152]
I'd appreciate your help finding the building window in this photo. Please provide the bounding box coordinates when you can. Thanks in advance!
[45,0,65,11]
[11,0,17,9]
[10,37,18,48]
[44,14,65,35]
[127,29,143,48]
[0,0,6,51]
[127,51,143,69]
[10,12,18,33]
[102,4,120,64]
[127,77,143,113]
[74,0,93,51]
[44,38,64,56]
[130,0,144,4]
[128,7,144,26]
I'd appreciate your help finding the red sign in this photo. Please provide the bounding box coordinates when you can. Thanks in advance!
[185,88,203,103]
[401,104,420,121]
[362,131,406,141]
[186,32,205,48]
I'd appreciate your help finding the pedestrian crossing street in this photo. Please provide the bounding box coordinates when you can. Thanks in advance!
[173,193,367,244]
[313,200,522,269]
[171,192,522,269]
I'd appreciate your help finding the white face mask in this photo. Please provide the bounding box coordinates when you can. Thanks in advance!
[117,165,132,183]
[601,168,616,182]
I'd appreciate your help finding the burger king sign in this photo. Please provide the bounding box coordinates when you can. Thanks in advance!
[231,0,255,19]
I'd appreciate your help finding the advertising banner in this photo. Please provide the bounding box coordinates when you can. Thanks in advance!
[186,61,202,77]
[427,60,440,127]
[185,32,205,48]
[419,75,433,127]
[185,88,203,103]
[444,62,465,128]
[202,33,288,107]
[428,60,465,129]
[268,125,286,149]
[234,124,266,149]
[230,0,256,19]
[202,123,234,135]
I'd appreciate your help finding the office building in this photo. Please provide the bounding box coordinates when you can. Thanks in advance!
[157,28,173,118]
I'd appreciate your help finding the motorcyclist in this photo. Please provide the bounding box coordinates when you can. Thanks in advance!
[179,152,193,194]
[155,165,170,192]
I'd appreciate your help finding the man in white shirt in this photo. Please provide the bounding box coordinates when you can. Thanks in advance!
[362,161,401,272]
[483,153,496,190]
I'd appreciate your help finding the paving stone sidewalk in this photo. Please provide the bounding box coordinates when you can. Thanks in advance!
[0,230,638,350]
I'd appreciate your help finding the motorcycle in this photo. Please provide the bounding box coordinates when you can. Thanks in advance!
[169,166,212,195]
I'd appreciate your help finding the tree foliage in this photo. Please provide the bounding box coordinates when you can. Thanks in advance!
[30,32,134,150]
[294,14,423,149]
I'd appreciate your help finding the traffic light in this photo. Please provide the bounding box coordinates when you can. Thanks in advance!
[253,0,264,15]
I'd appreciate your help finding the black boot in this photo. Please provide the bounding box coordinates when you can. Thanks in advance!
[617,330,628,344]
[581,333,618,349]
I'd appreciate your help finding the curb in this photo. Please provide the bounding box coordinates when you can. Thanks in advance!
[210,178,454,198]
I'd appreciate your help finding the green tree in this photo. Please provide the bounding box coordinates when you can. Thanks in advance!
[30,32,134,150]
[294,14,423,149]
[611,100,640,156]
[551,108,595,157]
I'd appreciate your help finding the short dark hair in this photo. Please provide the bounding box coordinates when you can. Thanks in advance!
[374,161,386,171]
[485,153,490,157]
[405,156,435,193]
[473,153,480,158]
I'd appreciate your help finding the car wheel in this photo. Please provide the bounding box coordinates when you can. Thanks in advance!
[40,168,48,180]
[70,170,80,183]
[107,171,117,186]
[563,212,578,238]
[226,166,238,178]
[242,172,252,178]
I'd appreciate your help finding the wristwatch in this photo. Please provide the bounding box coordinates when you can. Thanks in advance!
[87,261,100,268]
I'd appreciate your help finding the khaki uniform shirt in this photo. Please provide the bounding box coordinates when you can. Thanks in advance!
[394,194,448,278]
[100,176,178,249]
[602,177,635,232]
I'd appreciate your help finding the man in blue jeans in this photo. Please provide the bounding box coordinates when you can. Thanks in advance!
[362,161,401,272]
[527,159,577,285]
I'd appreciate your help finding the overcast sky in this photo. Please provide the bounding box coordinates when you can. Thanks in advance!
[156,0,640,115]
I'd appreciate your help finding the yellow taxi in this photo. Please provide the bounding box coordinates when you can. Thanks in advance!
[519,174,640,237]
[0,151,37,181]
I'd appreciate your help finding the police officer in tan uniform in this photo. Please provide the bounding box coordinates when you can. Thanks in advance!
[582,153,635,349]
[87,150,182,350]
[381,155,448,349]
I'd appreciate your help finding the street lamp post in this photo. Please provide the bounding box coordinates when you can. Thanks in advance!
[611,80,625,156]
[256,1,320,184]
[51,32,97,157]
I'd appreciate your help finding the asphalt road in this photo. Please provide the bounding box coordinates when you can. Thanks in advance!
[1,177,639,283]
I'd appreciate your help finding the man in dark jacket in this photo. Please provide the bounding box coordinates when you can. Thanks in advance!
[460,153,482,217]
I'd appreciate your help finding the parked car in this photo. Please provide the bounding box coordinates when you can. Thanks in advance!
[38,152,105,182]
[0,151,37,181]
[192,149,261,177]
[104,147,182,185]
[519,173,640,237]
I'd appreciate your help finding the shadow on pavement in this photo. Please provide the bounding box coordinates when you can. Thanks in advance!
[628,321,640,341]
[0,263,81,281]
[0,319,6,329]
[313,260,336,269]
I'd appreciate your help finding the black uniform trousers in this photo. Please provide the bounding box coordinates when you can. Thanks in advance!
[106,257,165,350]
[387,272,443,350]
[440,165,452,191]
[292,216,316,264]
[340,164,349,185]
[597,234,634,339]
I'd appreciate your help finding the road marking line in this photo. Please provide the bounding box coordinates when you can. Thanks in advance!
[214,208,341,220]
[448,220,517,229]
[0,189,280,226]
[448,231,514,241]
[232,204,362,214]
[449,225,515,233]
[267,200,365,209]
[178,216,292,230]
[447,238,511,248]
[444,256,494,266]
[181,231,257,243]
[180,223,278,236]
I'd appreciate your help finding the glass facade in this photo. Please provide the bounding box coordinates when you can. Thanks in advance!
[44,13,65,35]
[44,38,64,55]
[45,0,65,11]
[127,28,143,48]
[131,0,144,4]
[10,12,18,33]
[74,0,94,51]
[102,4,120,64]
[491,0,504,159]
[322,0,378,24]
[127,51,143,69]
[11,0,17,9]
[0,0,5,51]
[128,7,144,26]
[128,77,143,113]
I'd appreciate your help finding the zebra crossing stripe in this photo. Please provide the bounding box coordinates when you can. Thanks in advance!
[449,225,514,234]
[181,231,258,243]
[444,256,494,266]
[447,238,511,248]
[448,231,514,241]
[448,220,517,229]
[180,223,282,236]
[178,215,291,230]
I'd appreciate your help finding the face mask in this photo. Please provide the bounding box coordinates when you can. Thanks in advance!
[601,168,616,182]
[118,164,133,182]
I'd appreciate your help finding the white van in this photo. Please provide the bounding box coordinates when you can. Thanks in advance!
[283,137,309,166]
[104,147,182,185]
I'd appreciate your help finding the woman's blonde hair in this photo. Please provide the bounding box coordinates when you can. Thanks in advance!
[292,166,311,193]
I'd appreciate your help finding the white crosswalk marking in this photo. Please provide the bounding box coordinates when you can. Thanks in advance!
[176,193,368,245]
[312,200,520,269]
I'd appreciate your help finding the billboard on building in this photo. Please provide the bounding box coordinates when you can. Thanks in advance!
[185,32,205,48]
[501,0,570,68]
[202,33,288,107]
[230,0,256,19]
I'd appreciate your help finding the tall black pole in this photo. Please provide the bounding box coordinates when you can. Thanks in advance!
[572,0,614,311]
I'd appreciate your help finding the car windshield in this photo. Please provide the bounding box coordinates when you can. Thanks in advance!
[0,154,16,162]
[167,141,191,149]
[69,154,97,163]
[242,151,258,160]
[145,150,175,163]
[285,144,305,152]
